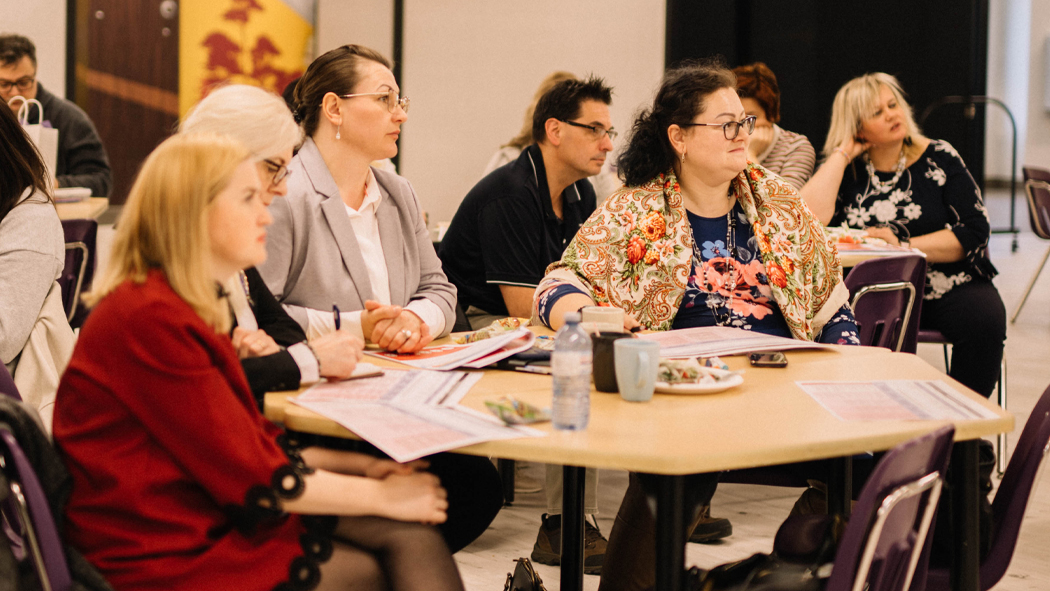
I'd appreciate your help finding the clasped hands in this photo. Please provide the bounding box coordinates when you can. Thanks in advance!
[231,326,364,380]
[360,299,433,353]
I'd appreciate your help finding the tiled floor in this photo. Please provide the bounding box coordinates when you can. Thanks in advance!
[94,189,1049,589]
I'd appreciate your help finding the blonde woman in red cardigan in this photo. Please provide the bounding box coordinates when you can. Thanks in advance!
[54,133,463,591]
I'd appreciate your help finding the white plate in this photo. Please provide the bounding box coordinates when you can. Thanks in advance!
[654,374,744,395]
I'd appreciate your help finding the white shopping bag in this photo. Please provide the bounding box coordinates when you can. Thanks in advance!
[8,96,59,178]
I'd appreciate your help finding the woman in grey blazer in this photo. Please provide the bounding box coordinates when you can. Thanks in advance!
[259,45,455,354]
[260,45,502,554]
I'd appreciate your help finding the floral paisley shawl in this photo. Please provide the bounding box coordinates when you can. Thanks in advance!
[537,162,849,340]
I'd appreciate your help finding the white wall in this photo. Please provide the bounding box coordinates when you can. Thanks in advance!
[1027,0,1050,169]
[398,0,666,225]
[0,0,67,97]
[985,0,1030,180]
[316,0,394,59]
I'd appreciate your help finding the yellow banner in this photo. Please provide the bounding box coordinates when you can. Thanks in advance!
[179,0,314,116]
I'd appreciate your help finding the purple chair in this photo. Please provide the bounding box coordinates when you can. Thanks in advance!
[923,382,1050,590]
[0,362,20,401]
[822,425,954,591]
[844,254,926,353]
[60,219,98,329]
[1010,166,1050,323]
[0,424,73,591]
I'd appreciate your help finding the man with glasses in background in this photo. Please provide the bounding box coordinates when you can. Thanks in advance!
[438,75,614,575]
[1,34,112,197]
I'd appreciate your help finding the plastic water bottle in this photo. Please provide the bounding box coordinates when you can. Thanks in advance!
[552,312,592,430]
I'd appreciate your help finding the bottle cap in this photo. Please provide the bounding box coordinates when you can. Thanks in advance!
[563,311,581,324]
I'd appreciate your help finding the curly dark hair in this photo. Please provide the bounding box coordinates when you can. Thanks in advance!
[293,45,392,137]
[531,76,613,144]
[616,58,736,187]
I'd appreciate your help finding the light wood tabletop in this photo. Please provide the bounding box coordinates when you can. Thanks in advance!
[272,344,1012,476]
[836,244,923,268]
[56,197,109,220]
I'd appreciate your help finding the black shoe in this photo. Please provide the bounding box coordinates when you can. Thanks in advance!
[688,505,733,544]
[530,514,607,575]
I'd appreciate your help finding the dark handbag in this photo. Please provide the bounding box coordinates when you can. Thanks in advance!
[502,557,547,591]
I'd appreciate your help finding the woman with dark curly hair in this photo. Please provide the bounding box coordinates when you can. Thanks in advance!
[533,59,858,591]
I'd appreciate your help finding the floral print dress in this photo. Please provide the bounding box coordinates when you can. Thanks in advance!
[830,140,997,300]
[676,205,859,344]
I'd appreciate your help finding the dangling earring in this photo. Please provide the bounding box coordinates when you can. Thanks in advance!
[335,125,341,141]
[680,151,686,163]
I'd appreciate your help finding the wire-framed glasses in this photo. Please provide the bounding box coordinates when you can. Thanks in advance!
[681,115,757,140]
[339,90,410,113]
[558,119,618,141]
[0,76,35,92]
[262,159,292,186]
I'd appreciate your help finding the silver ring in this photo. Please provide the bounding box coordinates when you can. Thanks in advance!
[401,329,413,339]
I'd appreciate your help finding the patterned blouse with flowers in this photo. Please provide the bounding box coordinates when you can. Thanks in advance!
[673,205,859,344]
[829,140,997,300]
[535,162,852,342]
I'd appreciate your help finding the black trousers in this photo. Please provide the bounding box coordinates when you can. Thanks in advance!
[919,279,1007,399]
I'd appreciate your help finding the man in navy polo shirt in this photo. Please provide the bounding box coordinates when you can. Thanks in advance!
[441,76,614,329]
[439,76,615,573]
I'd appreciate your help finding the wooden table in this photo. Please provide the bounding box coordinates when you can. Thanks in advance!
[56,197,109,220]
[270,346,1011,591]
[837,244,923,268]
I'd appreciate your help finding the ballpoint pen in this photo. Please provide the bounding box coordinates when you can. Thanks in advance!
[333,304,341,330]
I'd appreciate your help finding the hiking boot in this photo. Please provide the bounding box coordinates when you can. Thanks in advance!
[687,505,733,543]
[530,513,607,575]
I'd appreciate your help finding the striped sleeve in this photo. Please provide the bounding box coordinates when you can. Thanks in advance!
[759,128,816,190]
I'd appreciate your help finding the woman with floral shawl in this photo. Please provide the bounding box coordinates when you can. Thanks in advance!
[533,60,859,591]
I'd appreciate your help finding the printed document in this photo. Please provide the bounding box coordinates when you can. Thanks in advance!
[368,328,535,370]
[640,326,833,358]
[796,380,1000,422]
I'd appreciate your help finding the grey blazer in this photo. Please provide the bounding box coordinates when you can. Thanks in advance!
[258,138,456,336]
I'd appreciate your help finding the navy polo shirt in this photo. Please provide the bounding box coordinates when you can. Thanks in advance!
[439,144,597,317]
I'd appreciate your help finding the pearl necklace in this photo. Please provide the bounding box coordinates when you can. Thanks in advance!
[864,148,907,194]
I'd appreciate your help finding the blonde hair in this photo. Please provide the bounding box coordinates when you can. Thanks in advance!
[179,84,301,160]
[86,134,250,332]
[504,71,577,150]
[823,72,926,161]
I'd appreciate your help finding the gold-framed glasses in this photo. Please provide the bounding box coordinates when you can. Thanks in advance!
[680,116,757,140]
[262,159,292,186]
[339,90,410,113]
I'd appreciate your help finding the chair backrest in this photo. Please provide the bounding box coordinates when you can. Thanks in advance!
[1021,167,1050,240]
[0,363,20,401]
[977,382,1050,589]
[0,424,73,591]
[59,219,98,328]
[844,254,927,353]
[826,425,954,591]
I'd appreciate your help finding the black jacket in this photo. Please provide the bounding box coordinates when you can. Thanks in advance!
[30,84,112,198]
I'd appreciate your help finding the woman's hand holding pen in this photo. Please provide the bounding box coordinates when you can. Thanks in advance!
[310,331,364,379]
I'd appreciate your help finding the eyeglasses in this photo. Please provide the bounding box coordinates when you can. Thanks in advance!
[0,77,35,93]
[339,90,410,113]
[558,119,618,142]
[263,159,292,186]
[680,116,757,140]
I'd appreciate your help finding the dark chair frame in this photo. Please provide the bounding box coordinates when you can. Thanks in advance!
[1009,167,1050,323]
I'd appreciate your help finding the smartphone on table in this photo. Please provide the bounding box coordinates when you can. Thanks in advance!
[748,351,788,368]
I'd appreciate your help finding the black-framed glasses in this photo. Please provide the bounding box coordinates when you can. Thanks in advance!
[558,119,618,142]
[339,90,410,113]
[263,159,292,186]
[681,116,757,140]
[0,76,35,93]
